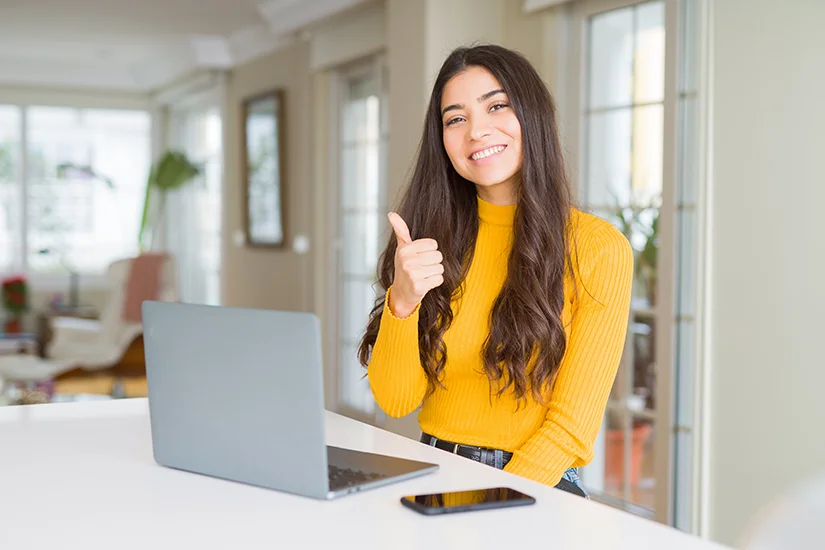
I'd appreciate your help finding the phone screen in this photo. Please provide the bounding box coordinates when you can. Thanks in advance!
[401,487,535,514]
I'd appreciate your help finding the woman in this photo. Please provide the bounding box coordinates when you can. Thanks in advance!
[358,44,633,497]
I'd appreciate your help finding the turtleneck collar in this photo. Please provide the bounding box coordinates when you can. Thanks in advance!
[477,195,516,227]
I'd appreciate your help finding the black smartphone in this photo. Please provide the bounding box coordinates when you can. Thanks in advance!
[400,487,536,515]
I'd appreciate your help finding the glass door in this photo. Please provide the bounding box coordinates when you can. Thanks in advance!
[332,57,389,424]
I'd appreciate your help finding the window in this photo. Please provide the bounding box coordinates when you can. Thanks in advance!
[0,105,151,279]
[572,0,704,530]
[0,106,22,274]
[580,0,666,514]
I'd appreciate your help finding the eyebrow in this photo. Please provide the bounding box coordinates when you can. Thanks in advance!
[441,88,506,117]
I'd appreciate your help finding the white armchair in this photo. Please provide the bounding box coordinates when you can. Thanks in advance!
[47,256,178,369]
[0,255,178,395]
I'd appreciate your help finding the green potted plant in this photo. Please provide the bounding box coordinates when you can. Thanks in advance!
[138,151,201,251]
[610,197,660,306]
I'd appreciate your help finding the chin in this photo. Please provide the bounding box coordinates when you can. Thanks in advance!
[469,171,518,188]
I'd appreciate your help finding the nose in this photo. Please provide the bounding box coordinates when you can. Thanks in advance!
[468,115,492,141]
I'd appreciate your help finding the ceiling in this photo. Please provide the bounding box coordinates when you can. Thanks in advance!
[0,0,368,93]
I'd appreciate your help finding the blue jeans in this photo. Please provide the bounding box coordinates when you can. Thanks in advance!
[560,467,590,499]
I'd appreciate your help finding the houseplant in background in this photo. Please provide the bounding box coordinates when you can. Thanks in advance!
[2,275,29,333]
[138,150,201,252]
[56,162,115,188]
[610,196,660,305]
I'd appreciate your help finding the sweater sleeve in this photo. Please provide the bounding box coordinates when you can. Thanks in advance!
[503,221,634,486]
[366,287,429,418]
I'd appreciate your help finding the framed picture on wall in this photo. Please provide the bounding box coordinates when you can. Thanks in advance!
[242,89,285,248]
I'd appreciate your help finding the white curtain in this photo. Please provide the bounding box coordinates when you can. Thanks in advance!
[160,106,222,306]
[163,180,207,304]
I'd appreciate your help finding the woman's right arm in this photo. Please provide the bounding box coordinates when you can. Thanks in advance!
[367,287,428,418]
[367,213,444,418]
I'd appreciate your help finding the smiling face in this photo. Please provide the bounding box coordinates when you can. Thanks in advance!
[440,66,523,205]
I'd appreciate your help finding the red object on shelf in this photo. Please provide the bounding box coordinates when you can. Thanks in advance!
[2,274,29,319]
[3,317,22,334]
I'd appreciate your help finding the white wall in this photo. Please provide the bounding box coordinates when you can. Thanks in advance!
[385,0,428,205]
[310,2,386,72]
[707,0,825,544]
[424,0,504,86]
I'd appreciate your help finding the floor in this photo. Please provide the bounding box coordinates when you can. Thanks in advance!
[0,375,148,406]
[54,376,148,398]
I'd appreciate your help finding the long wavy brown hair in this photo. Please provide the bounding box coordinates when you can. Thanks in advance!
[358,45,575,403]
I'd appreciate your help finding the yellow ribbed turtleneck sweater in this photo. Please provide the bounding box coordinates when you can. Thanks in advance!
[367,197,634,487]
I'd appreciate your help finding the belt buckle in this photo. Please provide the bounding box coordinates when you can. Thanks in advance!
[452,442,460,454]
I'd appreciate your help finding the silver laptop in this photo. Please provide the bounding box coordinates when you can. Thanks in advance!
[142,301,438,499]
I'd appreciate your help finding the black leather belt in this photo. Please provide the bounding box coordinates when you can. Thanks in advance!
[420,433,513,469]
[421,432,588,499]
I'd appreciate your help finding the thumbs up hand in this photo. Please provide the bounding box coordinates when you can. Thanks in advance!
[387,212,444,319]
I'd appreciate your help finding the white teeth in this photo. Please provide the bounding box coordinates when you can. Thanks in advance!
[471,145,505,161]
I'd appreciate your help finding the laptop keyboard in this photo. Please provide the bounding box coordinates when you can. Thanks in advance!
[328,464,386,491]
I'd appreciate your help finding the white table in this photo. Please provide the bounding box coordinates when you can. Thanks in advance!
[0,399,729,549]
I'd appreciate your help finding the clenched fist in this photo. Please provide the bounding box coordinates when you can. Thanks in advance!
[387,212,444,318]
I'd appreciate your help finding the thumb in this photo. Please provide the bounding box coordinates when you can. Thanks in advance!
[388,212,412,245]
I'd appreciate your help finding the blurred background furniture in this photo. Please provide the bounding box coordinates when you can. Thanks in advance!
[37,306,98,357]
[0,333,38,356]
[0,254,178,403]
